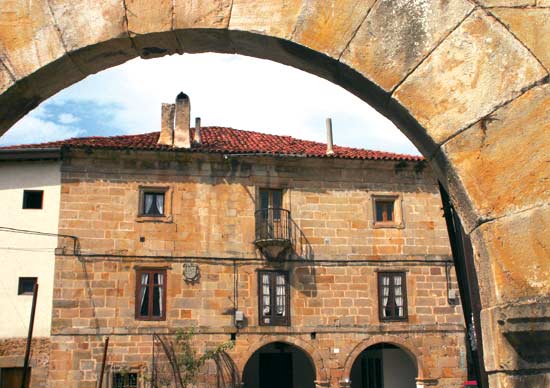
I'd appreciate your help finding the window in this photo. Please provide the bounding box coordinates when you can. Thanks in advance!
[22,190,43,209]
[258,270,290,326]
[135,269,166,320]
[259,188,283,220]
[112,372,138,388]
[18,277,37,295]
[372,195,403,228]
[378,272,407,321]
[140,190,165,216]
[375,200,394,222]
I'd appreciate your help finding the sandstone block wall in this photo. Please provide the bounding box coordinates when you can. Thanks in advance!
[45,149,466,387]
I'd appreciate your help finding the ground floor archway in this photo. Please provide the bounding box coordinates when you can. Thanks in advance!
[242,341,316,388]
[350,343,417,388]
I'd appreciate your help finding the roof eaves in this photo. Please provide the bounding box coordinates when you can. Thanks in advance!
[0,147,61,161]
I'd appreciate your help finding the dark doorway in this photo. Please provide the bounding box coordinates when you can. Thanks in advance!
[350,343,416,388]
[259,353,293,388]
[242,342,315,388]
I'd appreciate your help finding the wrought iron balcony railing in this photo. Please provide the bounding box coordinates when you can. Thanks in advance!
[254,208,292,260]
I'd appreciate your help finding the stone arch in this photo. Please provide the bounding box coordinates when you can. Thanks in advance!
[237,336,328,383]
[2,2,549,385]
[342,335,425,382]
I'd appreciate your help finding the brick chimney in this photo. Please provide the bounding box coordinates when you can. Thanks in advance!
[158,103,175,146]
[174,92,191,148]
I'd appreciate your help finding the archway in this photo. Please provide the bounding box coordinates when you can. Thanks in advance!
[1,2,549,385]
[350,343,417,388]
[242,342,316,388]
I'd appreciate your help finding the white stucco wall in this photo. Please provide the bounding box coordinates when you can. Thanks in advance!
[0,161,60,338]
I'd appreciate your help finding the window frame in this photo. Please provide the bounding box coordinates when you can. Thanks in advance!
[111,371,139,388]
[134,268,167,321]
[371,194,403,228]
[138,187,168,217]
[377,271,408,322]
[257,270,290,326]
[17,277,37,295]
[22,190,44,209]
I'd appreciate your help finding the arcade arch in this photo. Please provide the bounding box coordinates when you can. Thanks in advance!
[1,2,549,385]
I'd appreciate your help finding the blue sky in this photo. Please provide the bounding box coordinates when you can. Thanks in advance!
[0,53,419,155]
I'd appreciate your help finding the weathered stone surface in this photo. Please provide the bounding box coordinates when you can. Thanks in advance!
[48,0,135,74]
[442,84,550,224]
[341,0,473,92]
[0,61,14,94]
[394,9,547,145]
[473,206,550,305]
[492,8,550,71]
[230,0,303,40]
[0,0,67,78]
[538,0,550,6]
[125,0,180,58]
[478,0,535,6]
[481,301,550,373]
[488,372,550,388]
[291,0,376,59]
[174,0,232,29]
[126,0,173,34]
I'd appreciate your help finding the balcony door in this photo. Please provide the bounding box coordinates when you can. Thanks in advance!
[258,189,283,239]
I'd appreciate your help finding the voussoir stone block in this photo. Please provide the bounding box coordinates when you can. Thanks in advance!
[442,83,550,224]
[478,0,535,6]
[340,0,474,92]
[174,0,232,29]
[48,0,135,74]
[125,0,173,34]
[472,206,550,306]
[492,8,550,71]
[0,0,67,79]
[393,9,547,145]
[291,0,376,59]
[230,0,304,40]
[125,0,180,58]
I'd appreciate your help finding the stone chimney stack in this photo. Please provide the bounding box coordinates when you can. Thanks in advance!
[174,92,191,148]
[194,117,202,144]
[326,118,334,155]
[158,103,175,145]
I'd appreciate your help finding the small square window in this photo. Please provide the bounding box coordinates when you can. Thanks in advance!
[372,195,403,228]
[135,269,166,321]
[258,270,290,326]
[378,272,408,321]
[375,200,394,222]
[112,372,138,388]
[22,190,43,209]
[18,277,37,295]
[140,190,166,217]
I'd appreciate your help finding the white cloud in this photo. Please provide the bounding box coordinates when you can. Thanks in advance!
[57,113,79,124]
[5,54,420,155]
[0,116,84,146]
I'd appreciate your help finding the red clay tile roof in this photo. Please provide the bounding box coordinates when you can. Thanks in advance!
[0,127,422,161]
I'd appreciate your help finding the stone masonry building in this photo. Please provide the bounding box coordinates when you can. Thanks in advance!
[0,94,467,388]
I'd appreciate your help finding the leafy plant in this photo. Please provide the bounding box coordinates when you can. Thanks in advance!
[152,328,235,388]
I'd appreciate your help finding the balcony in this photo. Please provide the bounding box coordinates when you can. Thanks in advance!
[254,208,292,260]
